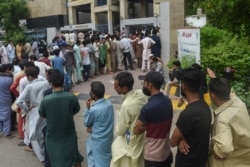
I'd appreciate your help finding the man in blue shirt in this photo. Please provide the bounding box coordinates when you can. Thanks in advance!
[52,48,70,91]
[84,81,114,167]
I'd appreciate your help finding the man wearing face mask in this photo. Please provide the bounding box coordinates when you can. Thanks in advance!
[84,81,114,167]
[170,67,212,167]
[135,71,173,167]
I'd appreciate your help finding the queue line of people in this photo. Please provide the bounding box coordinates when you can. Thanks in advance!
[84,68,250,167]
[1,58,250,167]
[1,28,250,167]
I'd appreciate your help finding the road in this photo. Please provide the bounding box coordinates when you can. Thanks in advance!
[0,68,182,167]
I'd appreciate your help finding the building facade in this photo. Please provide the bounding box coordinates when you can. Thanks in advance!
[26,0,68,44]
[26,0,184,61]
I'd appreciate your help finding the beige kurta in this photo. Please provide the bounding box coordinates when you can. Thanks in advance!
[110,89,148,167]
[208,95,250,167]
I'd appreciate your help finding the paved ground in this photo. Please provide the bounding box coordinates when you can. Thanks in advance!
[0,68,184,167]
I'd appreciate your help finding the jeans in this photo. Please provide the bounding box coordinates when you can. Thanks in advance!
[82,64,90,81]
[122,52,134,70]
[66,68,73,84]
[64,74,71,92]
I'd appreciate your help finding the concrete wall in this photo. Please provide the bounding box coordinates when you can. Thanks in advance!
[47,27,61,44]
[169,0,185,58]
[159,2,170,64]
[27,0,67,18]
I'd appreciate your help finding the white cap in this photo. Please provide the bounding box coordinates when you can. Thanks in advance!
[53,45,59,50]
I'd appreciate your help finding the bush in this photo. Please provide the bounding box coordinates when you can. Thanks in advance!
[200,25,250,107]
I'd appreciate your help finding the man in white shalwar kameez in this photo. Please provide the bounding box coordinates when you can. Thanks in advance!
[0,42,9,65]
[138,33,155,72]
[16,66,49,162]
[110,71,148,167]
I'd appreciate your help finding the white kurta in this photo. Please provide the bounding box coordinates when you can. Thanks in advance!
[138,37,155,70]
[34,61,51,78]
[16,78,49,162]
[0,45,9,64]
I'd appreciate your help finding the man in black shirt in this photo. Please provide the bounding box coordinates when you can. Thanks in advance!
[170,67,211,167]
[165,60,184,107]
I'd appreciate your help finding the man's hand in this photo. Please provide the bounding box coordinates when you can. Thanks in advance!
[87,127,92,133]
[207,68,216,79]
[178,139,190,155]
[86,98,92,109]
[213,153,226,161]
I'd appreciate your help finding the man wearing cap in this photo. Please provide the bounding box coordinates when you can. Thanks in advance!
[134,71,173,167]
[170,67,211,167]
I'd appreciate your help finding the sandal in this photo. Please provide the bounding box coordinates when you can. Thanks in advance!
[4,133,14,139]
[24,146,33,152]
[18,141,26,147]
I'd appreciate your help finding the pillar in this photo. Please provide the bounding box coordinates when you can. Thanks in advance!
[107,10,113,33]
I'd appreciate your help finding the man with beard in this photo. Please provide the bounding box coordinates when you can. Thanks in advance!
[170,67,211,167]
[111,71,148,167]
[135,71,173,167]
[84,81,114,167]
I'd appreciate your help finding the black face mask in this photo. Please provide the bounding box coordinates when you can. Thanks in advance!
[142,87,151,96]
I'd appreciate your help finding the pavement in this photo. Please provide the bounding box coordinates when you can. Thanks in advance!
[0,68,184,167]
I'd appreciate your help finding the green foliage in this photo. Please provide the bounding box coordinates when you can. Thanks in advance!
[167,56,196,69]
[0,0,30,42]
[180,55,196,69]
[167,57,177,68]
[185,0,205,15]
[186,0,250,36]
[200,25,250,107]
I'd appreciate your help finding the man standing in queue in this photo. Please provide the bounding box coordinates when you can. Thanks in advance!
[134,71,173,167]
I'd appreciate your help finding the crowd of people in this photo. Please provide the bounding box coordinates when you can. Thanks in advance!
[0,26,250,167]
[83,68,250,167]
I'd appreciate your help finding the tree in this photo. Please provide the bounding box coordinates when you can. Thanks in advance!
[186,0,250,36]
[0,0,30,42]
[200,25,250,107]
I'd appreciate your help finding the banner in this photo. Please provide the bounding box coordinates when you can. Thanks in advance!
[177,28,200,65]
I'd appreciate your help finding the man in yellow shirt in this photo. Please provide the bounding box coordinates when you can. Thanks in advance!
[208,78,250,167]
[110,71,148,167]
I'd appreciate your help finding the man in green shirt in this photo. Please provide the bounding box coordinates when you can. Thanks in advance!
[39,69,83,167]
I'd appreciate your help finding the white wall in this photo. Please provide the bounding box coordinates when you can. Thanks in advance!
[185,15,207,28]
[159,2,170,65]
[47,27,60,43]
